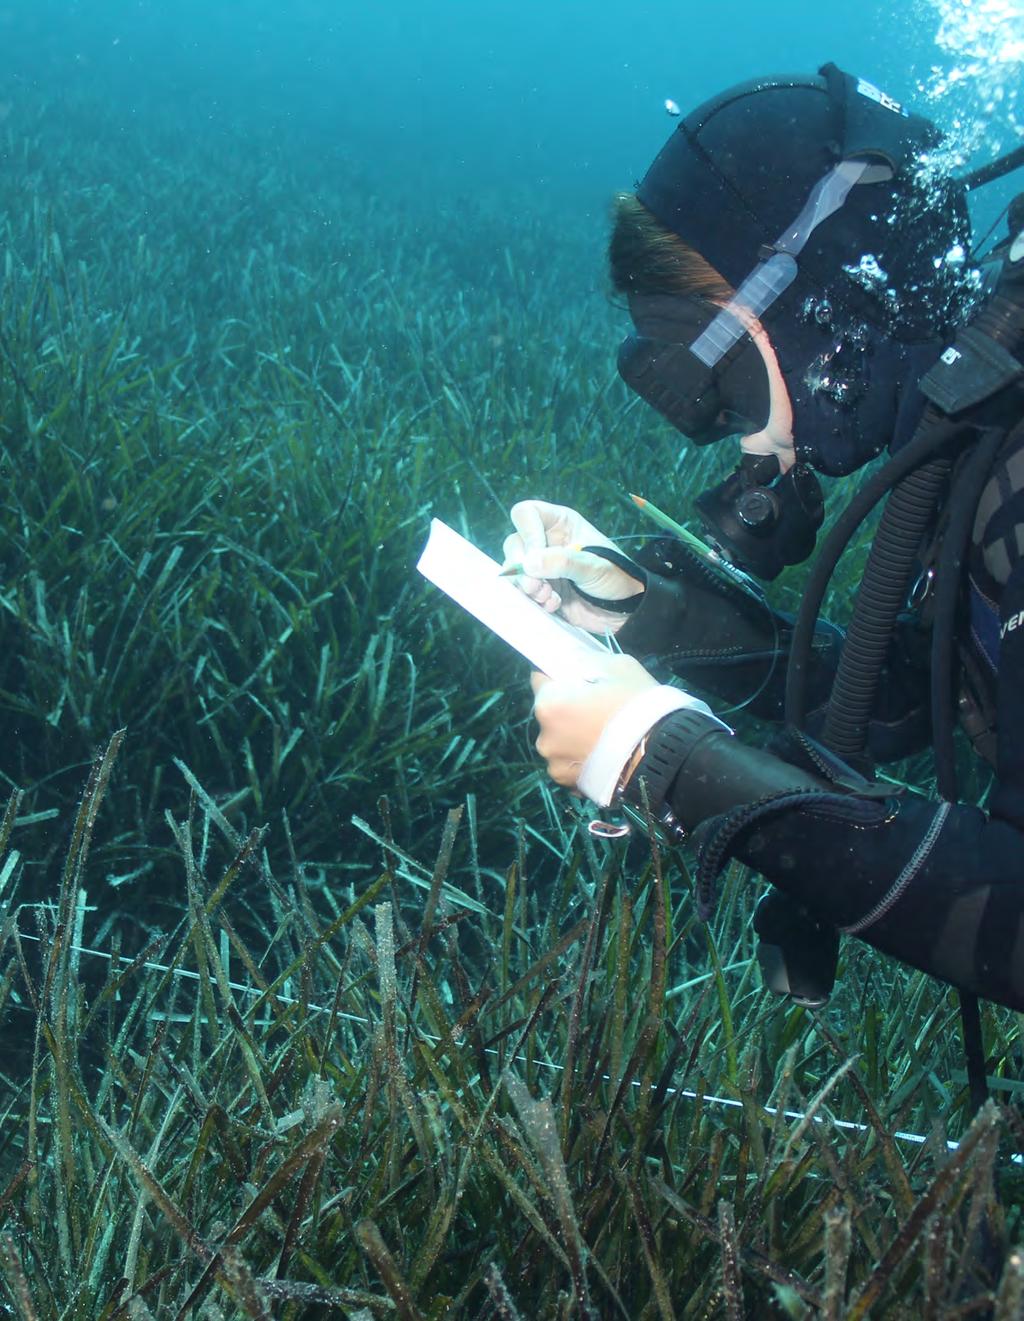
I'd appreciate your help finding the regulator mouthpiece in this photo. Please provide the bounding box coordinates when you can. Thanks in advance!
[696,453,825,580]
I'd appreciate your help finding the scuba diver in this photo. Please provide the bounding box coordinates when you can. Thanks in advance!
[507,64,1024,1049]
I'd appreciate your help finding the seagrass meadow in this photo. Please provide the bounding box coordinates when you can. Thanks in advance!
[1,75,1024,1321]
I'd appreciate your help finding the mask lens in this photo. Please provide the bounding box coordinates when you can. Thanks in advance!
[617,334,723,443]
[715,408,762,437]
[618,294,771,444]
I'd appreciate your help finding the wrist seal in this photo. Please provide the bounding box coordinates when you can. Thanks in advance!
[618,708,727,834]
[571,545,646,614]
[620,706,830,841]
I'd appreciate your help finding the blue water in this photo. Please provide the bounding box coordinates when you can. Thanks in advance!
[5,0,1020,228]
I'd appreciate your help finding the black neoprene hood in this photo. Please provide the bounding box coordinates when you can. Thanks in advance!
[636,63,970,343]
[619,63,976,475]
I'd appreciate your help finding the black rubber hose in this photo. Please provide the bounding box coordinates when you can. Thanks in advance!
[927,429,1009,1122]
[962,143,1024,192]
[930,425,1008,800]
[784,411,967,733]
[821,451,953,759]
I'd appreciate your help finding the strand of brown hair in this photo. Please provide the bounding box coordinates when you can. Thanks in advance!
[608,192,733,303]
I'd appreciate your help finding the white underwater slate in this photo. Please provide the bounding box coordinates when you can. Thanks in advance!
[416,518,610,681]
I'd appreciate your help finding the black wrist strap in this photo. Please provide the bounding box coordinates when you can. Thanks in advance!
[619,708,724,828]
[571,545,646,614]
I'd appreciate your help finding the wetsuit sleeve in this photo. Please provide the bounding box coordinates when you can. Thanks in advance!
[626,556,1024,1012]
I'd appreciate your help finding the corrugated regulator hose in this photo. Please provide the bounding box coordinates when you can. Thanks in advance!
[822,451,952,759]
[784,409,967,746]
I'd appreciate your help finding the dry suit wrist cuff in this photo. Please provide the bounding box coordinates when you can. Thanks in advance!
[577,686,727,808]
[620,707,732,822]
[570,545,646,614]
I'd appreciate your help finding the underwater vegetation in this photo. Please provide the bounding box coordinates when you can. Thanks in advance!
[0,85,1021,1319]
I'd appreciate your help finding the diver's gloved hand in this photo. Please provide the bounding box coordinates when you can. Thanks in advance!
[503,500,644,633]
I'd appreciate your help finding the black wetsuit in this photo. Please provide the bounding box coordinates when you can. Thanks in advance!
[614,425,1024,1012]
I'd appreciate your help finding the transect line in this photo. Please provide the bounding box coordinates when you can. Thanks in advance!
[12,928,1020,1163]
[13,928,374,1029]
[528,1055,1024,1163]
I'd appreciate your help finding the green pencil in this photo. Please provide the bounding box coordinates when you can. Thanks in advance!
[628,493,760,592]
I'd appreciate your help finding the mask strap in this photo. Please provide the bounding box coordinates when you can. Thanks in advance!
[690,158,871,368]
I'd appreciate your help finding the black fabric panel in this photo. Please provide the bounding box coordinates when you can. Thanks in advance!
[989,557,1024,828]
[971,426,1024,594]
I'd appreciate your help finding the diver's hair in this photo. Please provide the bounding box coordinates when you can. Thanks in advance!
[608,193,733,302]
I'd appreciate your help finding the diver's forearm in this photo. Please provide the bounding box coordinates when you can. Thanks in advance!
[623,709,1024,1011]
[623,712,820,830]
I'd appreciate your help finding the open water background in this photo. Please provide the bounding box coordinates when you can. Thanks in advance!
[5,0,1022,225]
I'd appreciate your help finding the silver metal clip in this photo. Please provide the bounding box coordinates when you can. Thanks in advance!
[587,818,631,840]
